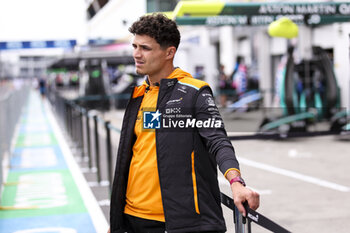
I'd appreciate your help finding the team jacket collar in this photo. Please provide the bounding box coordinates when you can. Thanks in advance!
[132,68,192,98]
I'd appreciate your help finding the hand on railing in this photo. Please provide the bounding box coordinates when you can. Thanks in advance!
[221,193,291,233]
[230,182,260,217]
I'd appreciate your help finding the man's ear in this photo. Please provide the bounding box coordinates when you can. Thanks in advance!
[166,46,176,60]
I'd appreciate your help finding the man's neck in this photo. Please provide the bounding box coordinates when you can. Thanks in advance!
[148,64,175,86]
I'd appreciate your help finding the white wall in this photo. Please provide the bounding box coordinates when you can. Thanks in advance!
[270,37,288,55]
[257,30,273,107]
[332,23,350,109]
[175,42,217,93]
[219,26,235,75]
[313,25,335,49]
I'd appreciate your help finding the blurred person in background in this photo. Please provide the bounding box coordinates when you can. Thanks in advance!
[218,64,231,107]
[38,77,46,99]
[231,57,247,97]
[108,14,259,233]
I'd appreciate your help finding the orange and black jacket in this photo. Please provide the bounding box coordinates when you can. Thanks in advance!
[110,68,240,233]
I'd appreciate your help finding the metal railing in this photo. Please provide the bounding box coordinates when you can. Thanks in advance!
[0,82,30,197]
[221,193,290,233]
[49,91,120,190]
[48,90,290,233]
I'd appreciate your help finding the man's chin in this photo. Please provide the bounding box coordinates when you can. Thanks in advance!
[136,69,146,75]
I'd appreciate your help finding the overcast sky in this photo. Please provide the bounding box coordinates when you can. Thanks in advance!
[0,0,87,43]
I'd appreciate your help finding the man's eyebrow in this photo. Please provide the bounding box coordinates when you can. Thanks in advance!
[132,43,152,49]
[140,44,151,49]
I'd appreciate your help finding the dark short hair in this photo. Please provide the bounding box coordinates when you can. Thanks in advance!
[129,13,180,49]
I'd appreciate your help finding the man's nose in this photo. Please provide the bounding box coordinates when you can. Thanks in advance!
[133,48,141,58]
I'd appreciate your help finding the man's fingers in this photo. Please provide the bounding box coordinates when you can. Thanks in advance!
[234,199,247,217]
[247,191,260,210]
[231,185,260,217]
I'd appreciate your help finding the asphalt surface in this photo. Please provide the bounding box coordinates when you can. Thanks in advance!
[220,135,350,233]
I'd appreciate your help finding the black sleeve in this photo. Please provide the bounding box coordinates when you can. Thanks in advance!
[194,86,240,175]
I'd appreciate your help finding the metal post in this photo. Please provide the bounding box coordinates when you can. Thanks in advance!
[86,111,92,169]
[234,205,245,233]
[93,115,101,183]
[72,105,78,144]
[80,108,85,161]
[70,103,74,140]
[63,99,67,131]
[75,105,80,146]
[65,101,71,136]
[69,102,75,141]
[60,95,64,123]
[58,94,63,123]
[69,103,74,139]
[105,121,113,192]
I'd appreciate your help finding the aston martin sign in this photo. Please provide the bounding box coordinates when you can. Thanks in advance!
[174,1,350,26]
[258,3,350,15]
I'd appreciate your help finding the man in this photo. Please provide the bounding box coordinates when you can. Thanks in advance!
[108,14,259,233]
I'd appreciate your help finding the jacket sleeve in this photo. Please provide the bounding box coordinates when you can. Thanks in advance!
[194,86,240,175]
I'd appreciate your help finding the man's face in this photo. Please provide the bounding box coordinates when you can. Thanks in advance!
[132,34,169,77]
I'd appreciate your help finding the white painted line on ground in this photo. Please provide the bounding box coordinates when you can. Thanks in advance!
[239,157,350,192]
[45,98,109,233]
[218,176,272,195]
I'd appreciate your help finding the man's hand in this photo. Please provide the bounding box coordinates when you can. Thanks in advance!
[226,170,260,216]
[230,182,259,217]
[107,228,110,233]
